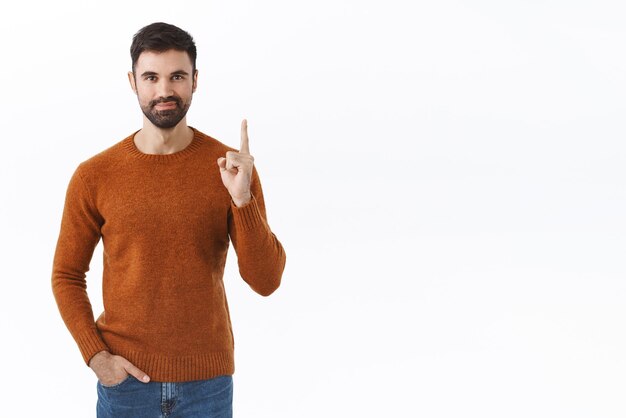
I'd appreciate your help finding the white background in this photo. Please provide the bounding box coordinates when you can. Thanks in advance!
[1,0,625,416]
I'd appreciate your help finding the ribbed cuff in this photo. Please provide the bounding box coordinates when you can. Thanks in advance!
[231,193,264,231]
[75,328,110,366]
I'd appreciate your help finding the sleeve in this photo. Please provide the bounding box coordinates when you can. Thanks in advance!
[50,164,110,366]
[227,166,287,296]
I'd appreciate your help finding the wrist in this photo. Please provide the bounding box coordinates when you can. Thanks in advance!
[232,193,252,207]
[89,350,110,367]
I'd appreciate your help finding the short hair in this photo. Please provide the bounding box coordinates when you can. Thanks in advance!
[130,22,197,75]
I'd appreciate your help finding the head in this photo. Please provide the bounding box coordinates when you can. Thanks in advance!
[128,22,198,129]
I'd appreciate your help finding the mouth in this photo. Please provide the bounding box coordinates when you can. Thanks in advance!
[154,101,177,110]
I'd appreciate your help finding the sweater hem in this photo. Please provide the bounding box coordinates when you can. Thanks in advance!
[112,348,235,382]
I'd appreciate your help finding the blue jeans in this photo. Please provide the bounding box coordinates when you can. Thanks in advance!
[96,374,233,418]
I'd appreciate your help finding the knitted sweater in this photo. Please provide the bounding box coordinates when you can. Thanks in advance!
[51,126,286,382]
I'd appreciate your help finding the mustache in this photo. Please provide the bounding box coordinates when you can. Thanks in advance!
[150,96,182,108]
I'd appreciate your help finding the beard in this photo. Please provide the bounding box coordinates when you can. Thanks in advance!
[140,94,192,129]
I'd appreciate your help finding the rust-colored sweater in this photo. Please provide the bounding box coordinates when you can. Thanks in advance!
[51,126,286,382]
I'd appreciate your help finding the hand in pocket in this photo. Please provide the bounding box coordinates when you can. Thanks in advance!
[89,350,151,385]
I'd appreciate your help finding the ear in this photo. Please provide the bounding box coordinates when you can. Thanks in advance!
[192,69,198,93]
[127,71,137,94]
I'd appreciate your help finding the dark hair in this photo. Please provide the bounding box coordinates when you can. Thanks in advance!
[130,22,197,75]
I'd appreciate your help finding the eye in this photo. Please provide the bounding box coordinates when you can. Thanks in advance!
[172,75,184,80]
[145,76,157,81]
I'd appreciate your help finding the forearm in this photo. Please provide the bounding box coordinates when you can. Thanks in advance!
[236,226,286,296]
[229,194,287,296]
[51,271,110,365]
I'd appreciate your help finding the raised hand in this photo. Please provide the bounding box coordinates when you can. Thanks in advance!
[217,119,254,207]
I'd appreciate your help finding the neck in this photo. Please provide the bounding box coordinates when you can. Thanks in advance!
[134,118,194,155]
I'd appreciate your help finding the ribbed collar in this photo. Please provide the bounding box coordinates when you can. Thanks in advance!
[122,126,205,162]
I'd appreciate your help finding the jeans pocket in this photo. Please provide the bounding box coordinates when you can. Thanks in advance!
[99,374,134,389]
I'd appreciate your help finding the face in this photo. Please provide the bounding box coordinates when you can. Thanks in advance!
[128,49,198,129]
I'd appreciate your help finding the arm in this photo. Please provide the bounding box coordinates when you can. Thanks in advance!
[51,165,110,366]
[227,166,287,296]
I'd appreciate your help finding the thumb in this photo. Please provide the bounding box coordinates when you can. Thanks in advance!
[217,157,227,171]
[123,360,151,383]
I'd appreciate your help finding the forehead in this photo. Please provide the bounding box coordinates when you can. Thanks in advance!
[135,49,193,73]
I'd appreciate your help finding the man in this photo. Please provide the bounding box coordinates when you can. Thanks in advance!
[51,22,286,418]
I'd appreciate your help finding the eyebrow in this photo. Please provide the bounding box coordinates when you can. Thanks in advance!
[140,70,190,77]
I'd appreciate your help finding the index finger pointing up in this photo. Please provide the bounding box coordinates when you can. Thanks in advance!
[240,119,250,154]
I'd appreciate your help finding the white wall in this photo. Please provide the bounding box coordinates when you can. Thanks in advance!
[1,0,625,416]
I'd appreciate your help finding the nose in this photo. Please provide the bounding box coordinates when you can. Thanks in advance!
[155,79,175,99]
